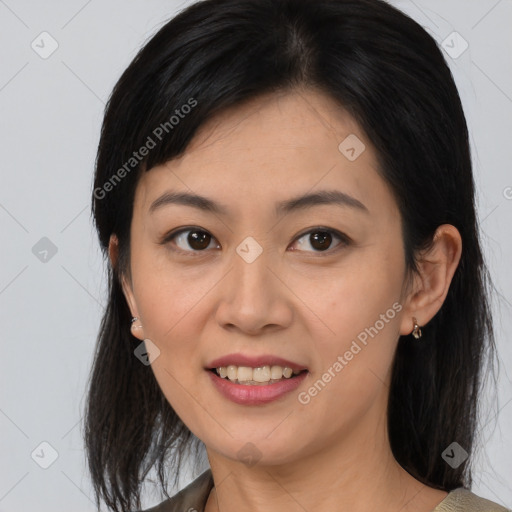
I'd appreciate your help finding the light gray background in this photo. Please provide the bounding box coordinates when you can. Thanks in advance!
[1,1,511,510]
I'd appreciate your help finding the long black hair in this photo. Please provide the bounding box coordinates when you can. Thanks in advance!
[85,0,498,510]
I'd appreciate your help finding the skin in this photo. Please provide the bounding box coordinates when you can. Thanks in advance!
[109,88,462,512]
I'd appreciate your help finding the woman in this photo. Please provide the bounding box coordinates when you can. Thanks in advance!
[84,0,510,511]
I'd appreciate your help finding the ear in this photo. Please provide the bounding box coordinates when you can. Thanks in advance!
[399,224,462,336]
[108,234,145,340]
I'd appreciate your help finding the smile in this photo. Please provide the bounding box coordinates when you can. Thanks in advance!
[211,365,304,385]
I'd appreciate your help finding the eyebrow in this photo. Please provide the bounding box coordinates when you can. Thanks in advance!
[148,189,369,216]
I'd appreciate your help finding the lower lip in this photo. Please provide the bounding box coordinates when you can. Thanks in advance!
[207,370,308,405]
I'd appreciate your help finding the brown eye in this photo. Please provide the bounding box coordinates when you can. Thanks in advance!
[292,228,348,253]
[309,231,333,251]
[170,228,217,252]
[186,230,212,250]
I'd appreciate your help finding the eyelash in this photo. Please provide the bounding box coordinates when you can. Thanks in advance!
[159,226,351,257]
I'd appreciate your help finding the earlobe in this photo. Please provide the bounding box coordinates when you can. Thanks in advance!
[130,316,145,340]
[108,234,145,340]
[120,275,142,335]
[121,275,146,341]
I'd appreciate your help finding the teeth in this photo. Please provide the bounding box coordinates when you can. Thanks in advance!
[214,365,301,384]
[282,367,293,378]
[253,366,271,382]
[227,365,237,381]
[237,366,253,382]
[270,365,283,380]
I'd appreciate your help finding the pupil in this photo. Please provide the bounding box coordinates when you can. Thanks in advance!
[311,231,332,251]
[189,231,210,250]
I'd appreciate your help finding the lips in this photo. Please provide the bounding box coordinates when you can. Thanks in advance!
[204,353,309,404]
[206,366,309,405]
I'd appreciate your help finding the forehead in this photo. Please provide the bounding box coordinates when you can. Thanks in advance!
[183,89,366,161]
[134,89,394,220]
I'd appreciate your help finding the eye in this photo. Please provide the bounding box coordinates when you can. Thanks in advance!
[162,227,219,254]
[290,227,349,253]
[160,226,350,256]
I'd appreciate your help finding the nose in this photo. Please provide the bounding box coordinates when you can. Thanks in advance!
[214,247,293,336]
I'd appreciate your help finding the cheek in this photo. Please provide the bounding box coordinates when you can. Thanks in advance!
[135,276,209,428]
[131,244,216,342]
[305,244,404,345]
[129,250,223,411]
[302,242,404,402]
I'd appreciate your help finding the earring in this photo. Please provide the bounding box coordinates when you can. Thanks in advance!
[411,317,422,339]
[131,316,142,330]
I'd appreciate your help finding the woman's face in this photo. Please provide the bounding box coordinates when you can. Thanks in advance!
[120,89,415,466]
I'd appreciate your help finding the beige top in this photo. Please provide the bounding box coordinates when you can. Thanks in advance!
[140,469,511,512]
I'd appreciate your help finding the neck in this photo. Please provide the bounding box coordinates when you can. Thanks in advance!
[204,400,447,512]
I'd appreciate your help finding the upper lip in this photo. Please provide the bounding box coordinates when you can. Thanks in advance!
[207,353,308,373]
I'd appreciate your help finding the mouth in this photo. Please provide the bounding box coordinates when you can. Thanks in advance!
[205,354,309,392]
[205,357,309,405]
[208,366,308,385]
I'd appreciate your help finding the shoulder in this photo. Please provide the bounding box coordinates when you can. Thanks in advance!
[434,487,511,512]
[136,469,214,512]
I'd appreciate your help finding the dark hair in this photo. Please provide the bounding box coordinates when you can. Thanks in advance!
[85,0,498,510]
